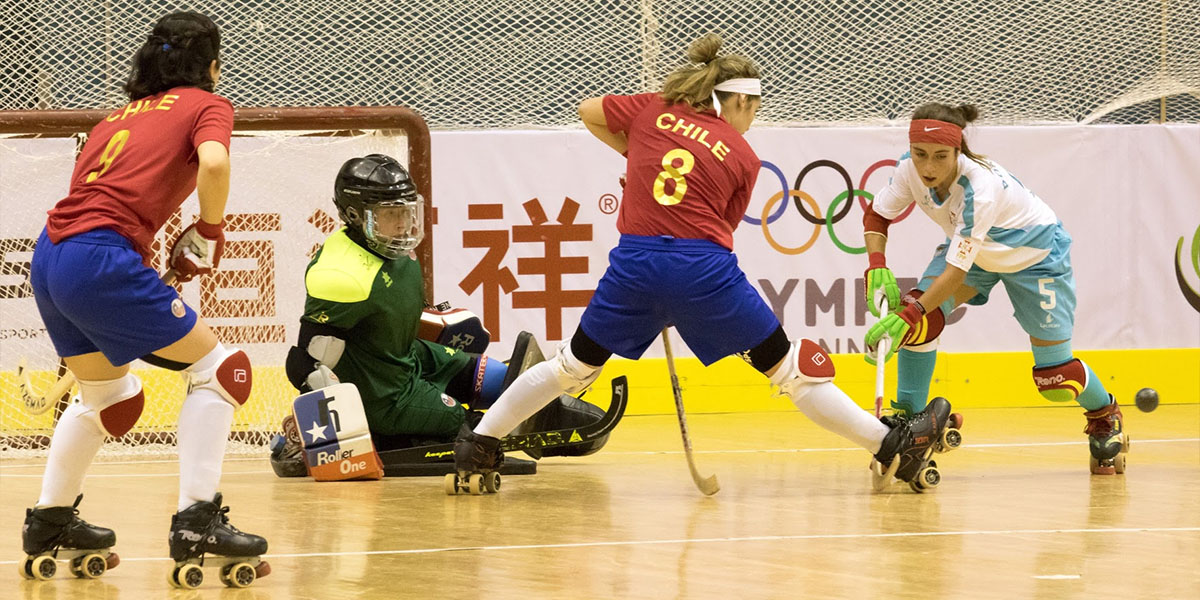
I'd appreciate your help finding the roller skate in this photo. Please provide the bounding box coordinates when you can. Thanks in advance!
[19,495,119,581]
[871,397,964,493]
[1084,396,1129,475]
[167,493,270,589]
[445,423,503,495]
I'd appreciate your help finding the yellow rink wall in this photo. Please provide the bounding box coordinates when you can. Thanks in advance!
[2,349,1196,435]
[590,348,1200,416]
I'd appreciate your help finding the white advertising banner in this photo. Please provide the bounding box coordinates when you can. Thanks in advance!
[1,125,1197,371]
[430,125,1200,357]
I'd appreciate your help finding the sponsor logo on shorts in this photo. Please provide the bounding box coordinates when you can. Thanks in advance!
[171,298,185,318]
[441,395,456,408]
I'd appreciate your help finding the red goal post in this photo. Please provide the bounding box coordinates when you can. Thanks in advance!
[0,106,433,455]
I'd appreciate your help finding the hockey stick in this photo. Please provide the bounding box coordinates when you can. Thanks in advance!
[869,294,899,487]
[661,328,720,496]
[873,295,891,419]
[16,269,179,415]
[377,376,629,466]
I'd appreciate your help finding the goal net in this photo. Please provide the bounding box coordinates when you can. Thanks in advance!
[2,1,1198,125]
[0,107,431,455]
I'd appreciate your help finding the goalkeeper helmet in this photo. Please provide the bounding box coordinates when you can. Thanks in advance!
[333,154,424,259]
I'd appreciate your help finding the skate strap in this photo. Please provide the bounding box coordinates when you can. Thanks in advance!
[293,384,383,481]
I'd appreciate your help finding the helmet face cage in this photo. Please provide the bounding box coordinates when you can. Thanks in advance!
[363,193,424,258]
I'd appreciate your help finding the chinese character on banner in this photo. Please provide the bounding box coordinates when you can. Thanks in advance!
[156,210,285,345]
[511,197,593,340]
[459,203,518,340]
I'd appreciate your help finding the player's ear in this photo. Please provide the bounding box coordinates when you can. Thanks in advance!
[209,60,220,86]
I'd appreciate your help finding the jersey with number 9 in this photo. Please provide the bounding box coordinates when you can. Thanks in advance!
[602,93,759,250]
[45,86,234,263]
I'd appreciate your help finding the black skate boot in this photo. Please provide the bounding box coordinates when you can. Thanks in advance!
[167,493,270,589]
[1084,396,1129,475]
[871,397,964,493]
[19,494,118,580]
[445,423,504,495]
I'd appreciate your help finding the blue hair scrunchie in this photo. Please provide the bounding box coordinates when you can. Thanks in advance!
[162,43,171,51]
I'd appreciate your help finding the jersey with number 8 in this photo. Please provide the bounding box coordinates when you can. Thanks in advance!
[602,93,759,250]
[45,86,234,263]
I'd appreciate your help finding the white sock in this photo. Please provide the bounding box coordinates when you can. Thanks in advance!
[783,380,890,453]
[37,402,105,507]
[475,360,566,438]
[177,388,234,511]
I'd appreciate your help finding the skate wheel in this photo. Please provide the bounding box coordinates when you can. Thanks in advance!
[939,428,963,451]
[18,557,35,580]
[222,562,257,588]
[467,473,484,495]
[1089,456,1116,475]
[1114,452,1127,474]
[444,473,460,495]
[31,555,56,580]
[919,465,941,489]
[171,564,204,589]
[72,553,107,578]
[483,471,501,493]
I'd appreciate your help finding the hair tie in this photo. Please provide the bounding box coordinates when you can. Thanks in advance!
[162,43,171,51]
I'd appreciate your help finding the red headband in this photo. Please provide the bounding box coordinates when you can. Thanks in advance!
[909,119,962,148]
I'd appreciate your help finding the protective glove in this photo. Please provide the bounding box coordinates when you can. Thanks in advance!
[305,365,340,392]
[864,301,924,365]
[864,252,901,318]
[170,219,225,282]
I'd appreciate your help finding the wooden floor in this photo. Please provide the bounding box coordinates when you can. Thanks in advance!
[2,404,1198,600]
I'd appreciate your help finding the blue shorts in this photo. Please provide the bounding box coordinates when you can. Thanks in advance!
[579,235,780,365]
[30,228,198,365]
[918,226,1076,341]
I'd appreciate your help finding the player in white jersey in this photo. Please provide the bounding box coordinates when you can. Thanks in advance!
[860,102,1128,475]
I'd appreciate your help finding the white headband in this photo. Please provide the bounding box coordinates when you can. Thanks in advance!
[711,78,762,117]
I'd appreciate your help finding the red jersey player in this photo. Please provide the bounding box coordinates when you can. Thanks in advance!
[448,34,961,495]
[21,11,269,589]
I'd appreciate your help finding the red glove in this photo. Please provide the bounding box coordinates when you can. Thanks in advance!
[169,219,225,282]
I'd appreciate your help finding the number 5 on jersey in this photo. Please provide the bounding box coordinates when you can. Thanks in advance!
[654,148,695,206]
[85,129,131,182]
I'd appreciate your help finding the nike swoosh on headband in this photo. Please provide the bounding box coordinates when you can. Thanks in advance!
[923,126,940,132]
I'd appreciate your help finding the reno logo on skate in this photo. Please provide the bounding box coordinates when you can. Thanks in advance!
[1033,374,1066,387]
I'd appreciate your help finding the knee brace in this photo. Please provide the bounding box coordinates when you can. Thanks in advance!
[551,341,603,394]
[186,344,253,408]
[1033,358,1087,403]
[899,289,945,348]
[772,339,835,397]
[77,374,145,437]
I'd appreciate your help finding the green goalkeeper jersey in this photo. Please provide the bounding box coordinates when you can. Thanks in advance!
[301,229,471,437]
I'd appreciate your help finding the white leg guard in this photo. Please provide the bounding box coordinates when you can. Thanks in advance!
[475,341,602,439]
[37,403,104,508]
[784,380,890,453]
[37,374,143,507]
[770,339,889,453]
[178,387,234,511]
[179,343,247,510]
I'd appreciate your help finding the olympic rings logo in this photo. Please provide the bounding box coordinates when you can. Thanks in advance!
[743,159,918,255]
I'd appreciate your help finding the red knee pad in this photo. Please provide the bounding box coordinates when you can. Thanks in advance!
[216,349,253,406]
[1033,358,1087,402]
[899,289,945,347]
[98,390,145,438]
[795,339,835,380]
[188,347,253,408]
